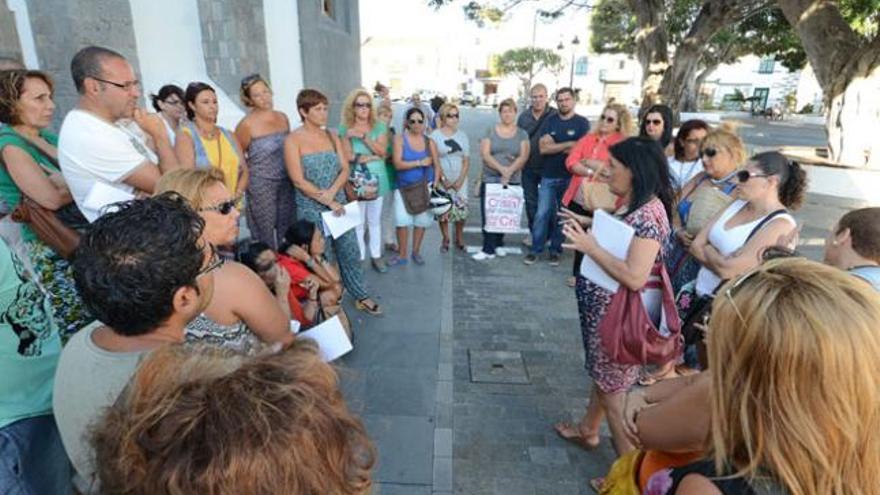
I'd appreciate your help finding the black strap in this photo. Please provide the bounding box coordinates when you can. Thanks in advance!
[745,209,789,243]
[526,108,552,140]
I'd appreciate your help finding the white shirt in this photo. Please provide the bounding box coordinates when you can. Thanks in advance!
[668,157,703,191]
[58,110,155,222]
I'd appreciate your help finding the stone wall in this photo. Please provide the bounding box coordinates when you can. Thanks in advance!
[23,0,142,128]
[197,0,270,110]
[297,0,362,127]
[0,2,23,63]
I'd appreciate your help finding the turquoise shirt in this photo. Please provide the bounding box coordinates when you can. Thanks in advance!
[338,121,393,196]
[0,239,60,428]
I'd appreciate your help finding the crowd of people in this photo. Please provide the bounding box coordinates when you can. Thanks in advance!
[1,45,879,495]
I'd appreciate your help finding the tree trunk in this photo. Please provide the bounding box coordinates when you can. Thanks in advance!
[777,0,880,168]
[693,63,719,110]
[626,0,669,114]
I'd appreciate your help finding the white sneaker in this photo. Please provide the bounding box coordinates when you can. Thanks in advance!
[471,251,496,261]
[495,248,507,257]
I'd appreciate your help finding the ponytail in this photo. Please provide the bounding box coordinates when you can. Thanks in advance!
[751,151,808,210]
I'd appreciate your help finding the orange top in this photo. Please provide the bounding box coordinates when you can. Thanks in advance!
[562,132,624,206]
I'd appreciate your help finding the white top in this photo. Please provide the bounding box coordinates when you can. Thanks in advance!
[161,115,177,146]
[58,110,155,222]
[668,157,703,191]
[695,199,795,296]
[53,321,144,492]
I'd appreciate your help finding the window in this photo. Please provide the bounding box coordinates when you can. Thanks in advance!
[758,56,775,74]
[574,57,588,76]
[618,60,625,70]
[322,0,334,19]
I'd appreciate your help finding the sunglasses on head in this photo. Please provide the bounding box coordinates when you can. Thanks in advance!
[645,119,663,126]
[701,147,718,158]
[409,118,424,125]
[736,170,771,183]
[354,102,371,109]
[199,197,240,215]
[240,73,261,87]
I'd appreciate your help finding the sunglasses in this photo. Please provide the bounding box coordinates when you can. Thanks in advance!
[197,244,224,277]
[408,118,424,125]
[446,113,460,119]
[736,170,772,183]
[600,115,616,123]
[701,147,718,158]
[645,119,663,126]
[354,102,371,109]
[240,73,261,87]
[199,197,240,215]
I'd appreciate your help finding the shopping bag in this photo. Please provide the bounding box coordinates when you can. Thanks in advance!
[483,183,524,234]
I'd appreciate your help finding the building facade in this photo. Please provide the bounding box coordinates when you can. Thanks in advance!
[0,0,360,128]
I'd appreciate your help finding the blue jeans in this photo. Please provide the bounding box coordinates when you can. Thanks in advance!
[531,177,569,255]
[521,167,541,231]
[0,415,72,495]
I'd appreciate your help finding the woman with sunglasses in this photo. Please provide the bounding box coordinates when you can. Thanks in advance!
[689,151,805,302]
[430,102,470,252]
[390,107,442,266]
[156,168,293,354]
[285,89,382,316]
[638,104,674,156]
[641,258,880,494]
[558,102,634,285]
[234,74,293,250]
[176,82,248,198]
[338,89,391,272]
[149,84,185,146]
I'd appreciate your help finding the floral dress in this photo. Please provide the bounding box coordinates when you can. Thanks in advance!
[575,197,670,394]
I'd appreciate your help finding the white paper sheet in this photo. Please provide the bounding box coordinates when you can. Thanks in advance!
[321,201,361,239]
[579,209,635,292]
[82,181,136,215]
[297,315,353,362]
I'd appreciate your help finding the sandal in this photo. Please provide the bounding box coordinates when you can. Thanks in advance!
[589,477,605,493]
[441,240,450,253]
[356,298,383,316]
[553,421,600,451]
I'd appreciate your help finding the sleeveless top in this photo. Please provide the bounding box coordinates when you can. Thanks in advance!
[648,459,788,495]
[695,199,795,296]
[246,131,287,180]
[181,121,243,192]
[397,132,433,188]
[184,313,261,355]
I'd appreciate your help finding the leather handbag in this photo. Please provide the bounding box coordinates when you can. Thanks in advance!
[11,196,80,259]
[399,164,431,214]
[598,263,682,366]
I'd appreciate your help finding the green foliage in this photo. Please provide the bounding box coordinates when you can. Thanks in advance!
[589,0,636,55]
[495,47,563,79]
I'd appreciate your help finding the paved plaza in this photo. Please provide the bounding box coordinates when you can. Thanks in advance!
[335,107,872,494]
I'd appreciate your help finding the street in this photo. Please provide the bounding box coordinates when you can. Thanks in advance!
[338,105,866,494]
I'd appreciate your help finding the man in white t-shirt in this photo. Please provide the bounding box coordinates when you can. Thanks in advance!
[58,46,178,221]
[53,194,218,493]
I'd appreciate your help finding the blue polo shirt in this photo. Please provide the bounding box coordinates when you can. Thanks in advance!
[540,113,590,179]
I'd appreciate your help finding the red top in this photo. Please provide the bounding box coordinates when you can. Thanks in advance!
[562,132,625,206]
[277,254,313,326]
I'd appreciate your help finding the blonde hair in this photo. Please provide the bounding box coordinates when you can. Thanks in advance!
[602,103,635,136]
[708,258,880,494]
[702,124,746,168]
[91,340,376,495]
[341,88,375,129]
[376,104,393,119]
[155,168,226,210]
[438,102,459,125]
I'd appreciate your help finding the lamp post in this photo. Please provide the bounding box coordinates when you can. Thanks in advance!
[557,36,580,88]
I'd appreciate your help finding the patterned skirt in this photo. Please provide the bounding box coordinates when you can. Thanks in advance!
[26,241,92,343]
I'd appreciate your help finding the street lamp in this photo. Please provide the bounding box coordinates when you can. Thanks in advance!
[557,36,580,88]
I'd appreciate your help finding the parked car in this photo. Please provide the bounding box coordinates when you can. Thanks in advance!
[460,91,479,107]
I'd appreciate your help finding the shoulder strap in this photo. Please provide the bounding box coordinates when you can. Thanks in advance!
[745,209,789,243]
[527,109,552,140]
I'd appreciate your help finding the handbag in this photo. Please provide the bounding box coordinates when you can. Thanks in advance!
[345,155,379,201]
[399,163,431,214]
[11,196,80,259]
[598,263,682,366]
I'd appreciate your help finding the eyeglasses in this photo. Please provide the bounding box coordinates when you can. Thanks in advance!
[408,118,424,125]
[354,102,371,109]
[701,147,718,158]
[198,196,240,215]
[92,77,140,91]
[645,119,663,126]
[736,170,772,183]
[600,115,616,123]
[445,113,460,119]
[197,244,224,278]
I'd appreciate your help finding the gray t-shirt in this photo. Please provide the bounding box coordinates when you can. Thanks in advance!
[53,321,143,491]
[482,125,528,185]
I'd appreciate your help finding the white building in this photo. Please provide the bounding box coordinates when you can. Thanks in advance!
[701,55,821,113]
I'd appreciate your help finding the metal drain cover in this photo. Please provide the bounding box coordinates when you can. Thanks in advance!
[468,350,530,384]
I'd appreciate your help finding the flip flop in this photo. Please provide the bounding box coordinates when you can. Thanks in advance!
[553,421,600,451]
[356,298,383,316]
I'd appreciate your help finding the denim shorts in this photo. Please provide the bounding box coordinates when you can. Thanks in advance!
[0,415,72,495]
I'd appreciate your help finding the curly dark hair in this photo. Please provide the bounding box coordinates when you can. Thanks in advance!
[0,69,54,125]
[72,192,206,336]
